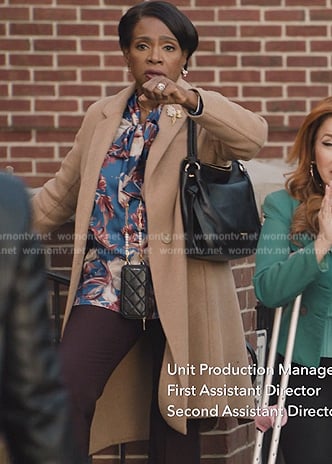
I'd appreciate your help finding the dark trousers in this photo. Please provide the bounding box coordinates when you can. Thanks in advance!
[263,356,332,464]
[59,306,200,464]
[280,357,332,464]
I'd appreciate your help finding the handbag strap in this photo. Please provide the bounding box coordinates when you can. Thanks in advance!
[124,201,144,264]
[187,118,198,162]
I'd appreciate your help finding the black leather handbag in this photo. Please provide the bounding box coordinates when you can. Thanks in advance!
[180,118,261,261]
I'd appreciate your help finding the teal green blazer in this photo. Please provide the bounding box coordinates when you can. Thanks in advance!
[253,189,332,367]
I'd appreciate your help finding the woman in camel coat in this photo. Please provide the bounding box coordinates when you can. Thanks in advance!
[32,2,268,463]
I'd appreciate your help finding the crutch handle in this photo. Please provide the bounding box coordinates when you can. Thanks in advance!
[252,294,302,464]
[267,294,302,464]
[252,306,283,464]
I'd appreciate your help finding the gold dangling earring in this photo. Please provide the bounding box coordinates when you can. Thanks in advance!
[125,59,131,74]
[310,161,314,178]
[310,161,324,192]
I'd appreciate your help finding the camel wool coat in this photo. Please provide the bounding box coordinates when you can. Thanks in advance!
[32,80,268,454]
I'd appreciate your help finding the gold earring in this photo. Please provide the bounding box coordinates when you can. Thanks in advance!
[310,161,314,178]
[310,161,324,191]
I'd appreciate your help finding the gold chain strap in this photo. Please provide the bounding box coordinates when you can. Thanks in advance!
[124,200,144,264]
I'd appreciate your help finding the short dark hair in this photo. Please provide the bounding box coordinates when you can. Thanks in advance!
[118,1,199,70]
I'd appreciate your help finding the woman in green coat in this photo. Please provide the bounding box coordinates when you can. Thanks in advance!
[254,96,332,464]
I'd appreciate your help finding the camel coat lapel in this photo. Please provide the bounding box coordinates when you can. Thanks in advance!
[63,86,136,327]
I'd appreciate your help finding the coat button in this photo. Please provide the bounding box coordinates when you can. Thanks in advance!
[300,306,307,316]
[161,233,172,244]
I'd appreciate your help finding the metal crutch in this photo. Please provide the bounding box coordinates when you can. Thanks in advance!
[252,294,302,464]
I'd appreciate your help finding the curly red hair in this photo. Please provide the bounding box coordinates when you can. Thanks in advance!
[286,97,332,238]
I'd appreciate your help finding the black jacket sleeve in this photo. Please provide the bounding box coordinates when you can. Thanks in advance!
[0,173,84,464]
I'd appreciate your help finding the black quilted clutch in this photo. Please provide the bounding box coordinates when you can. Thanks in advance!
[120,262,155,323]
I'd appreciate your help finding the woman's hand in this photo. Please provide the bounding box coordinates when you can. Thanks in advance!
[315,181,332,262]
[138,76,198,112]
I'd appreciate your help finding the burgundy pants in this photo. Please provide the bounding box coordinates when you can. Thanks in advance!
[59,306,200,464]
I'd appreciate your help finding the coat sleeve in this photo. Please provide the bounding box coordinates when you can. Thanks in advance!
[32,98,106,233]
[253,190,325,309]
[32,130,82,233]
[187,87,268,161]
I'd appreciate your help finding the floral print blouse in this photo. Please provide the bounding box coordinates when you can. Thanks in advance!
[74,94,161,313]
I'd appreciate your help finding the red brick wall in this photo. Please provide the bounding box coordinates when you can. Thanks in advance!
[2,0,330,462]
[2,0,332,185]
